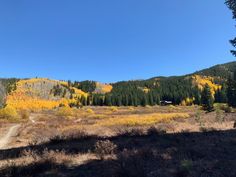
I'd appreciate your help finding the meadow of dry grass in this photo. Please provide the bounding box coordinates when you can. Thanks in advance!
[0,105,236,177]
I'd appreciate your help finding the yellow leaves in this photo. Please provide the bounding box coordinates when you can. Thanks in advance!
[181,97,194,106]
[86,108,94,114]
[192,75,221,95]
[0,106,18,120]
[110,106,118,112]
[5,78,87,112]
[8,98,57,111]
[73,88,88,98]
[95,83,113,94]
[143,87,150,93]
[96,113,189,126]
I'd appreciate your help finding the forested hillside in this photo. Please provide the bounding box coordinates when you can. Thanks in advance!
[0,61,235,109]
[194,61,236,79]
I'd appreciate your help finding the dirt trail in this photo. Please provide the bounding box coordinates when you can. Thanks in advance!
[29,114,36,123]
[0,124,21,149]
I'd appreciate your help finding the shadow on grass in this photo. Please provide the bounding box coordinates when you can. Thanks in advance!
[0,129,236,177]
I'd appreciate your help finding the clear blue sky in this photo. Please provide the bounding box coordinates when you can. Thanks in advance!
[0,0,235,83]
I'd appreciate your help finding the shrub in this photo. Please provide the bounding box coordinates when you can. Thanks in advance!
[56,107,74,117]
[94,140,117,160]
[0,106,18,120]
[117,128,145,137]
[86,108,94,114]
[128,107,135,111]
[194,109,201,123]
[21,148,73,165]
[199,127,217,132]
[177,159,193,177]
[147,126,166,136]
[48,129,88,144]
[110,106,118,112]
[19,109,30,119]
[222,105,233,113]
[215,104,224,122]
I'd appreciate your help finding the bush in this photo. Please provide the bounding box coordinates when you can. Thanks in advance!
[128,107,135,111]
[194,109,201,123]
[0,106,18,120]
[221,105,233,113]
[215,105,224,122]
[19,109,30,119]
[21,148,72,165]
[110,106,118,112]
[86,108,94,114]
[56,107,74,117]
[226,106,233,113]
[94,140,117,160]
[48,129,88,145]
[117,128,145,137]
[147,126,166,136]
[175,159,193,177]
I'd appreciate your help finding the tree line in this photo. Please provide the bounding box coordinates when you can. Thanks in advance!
[74,73,236,112]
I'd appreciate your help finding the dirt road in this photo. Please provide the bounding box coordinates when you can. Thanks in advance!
[0,124,21,149]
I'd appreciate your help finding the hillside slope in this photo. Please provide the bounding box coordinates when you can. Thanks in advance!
[5,78,87,110]
[194,61,236,78]
[0,61,235,109]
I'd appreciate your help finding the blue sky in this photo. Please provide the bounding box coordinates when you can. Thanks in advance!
[0,0,235,83]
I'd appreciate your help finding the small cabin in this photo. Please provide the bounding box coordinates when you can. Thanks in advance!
[160,100,173,106]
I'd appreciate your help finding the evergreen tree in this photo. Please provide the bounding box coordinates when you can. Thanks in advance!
[148,92,154,106]
[122,95,129,106]
[87,95,91,106]
[92,94,98,105]
[215,86,227,103]
[221,85,228,103]
[104,94,112,106]
[141,94,148,107]
[201,84,214,112]
[99,97,104,106]
[80,95,87,106]
[133,94,138,107]
[68,80,72,87]
[226,0,236,56]
[116,96,122,107]
[194,91,201,105]
[227,73,236,107]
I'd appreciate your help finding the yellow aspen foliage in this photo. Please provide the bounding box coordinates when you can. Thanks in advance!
[6,78,86,112]
[192,75,221,95]
[143,87,150,93]
[110,106,118,112]
[95,83,113,94]
[0,106,18,119]
[181,97,194,106]
[86,108,94,114]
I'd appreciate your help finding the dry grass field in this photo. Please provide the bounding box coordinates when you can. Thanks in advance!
[0,105,236,177]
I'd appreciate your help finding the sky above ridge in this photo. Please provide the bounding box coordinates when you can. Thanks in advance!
[0,0,235,83]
